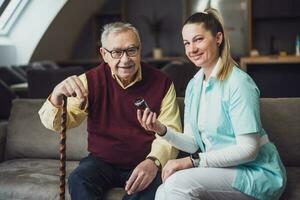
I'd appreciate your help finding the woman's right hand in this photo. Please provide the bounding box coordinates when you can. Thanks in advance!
[137,108,166,136]
[162,157,193,182]
[50,75,87,106]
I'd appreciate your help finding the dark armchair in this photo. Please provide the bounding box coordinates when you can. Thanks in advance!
[161,60,198,97]
[27,66,85,98]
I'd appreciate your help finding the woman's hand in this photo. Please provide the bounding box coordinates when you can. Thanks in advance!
[162,157,193,182]
[137,108,166,136]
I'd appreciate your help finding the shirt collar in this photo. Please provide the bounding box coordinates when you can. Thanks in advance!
[111,65,142,89]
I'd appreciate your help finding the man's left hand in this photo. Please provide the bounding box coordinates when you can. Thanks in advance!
[125,159,158,195]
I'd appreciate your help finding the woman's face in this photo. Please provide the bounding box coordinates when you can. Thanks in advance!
[182,23,222,68]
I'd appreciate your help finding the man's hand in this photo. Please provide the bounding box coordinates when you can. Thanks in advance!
[137,108,166,136]
[50,75,87,106]
[125,159,158,195]
[162,157,193,182]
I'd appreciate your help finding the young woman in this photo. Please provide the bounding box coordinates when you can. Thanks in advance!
[137,8,286,200]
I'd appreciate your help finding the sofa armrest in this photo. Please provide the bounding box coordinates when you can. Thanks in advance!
[0,121,8,163]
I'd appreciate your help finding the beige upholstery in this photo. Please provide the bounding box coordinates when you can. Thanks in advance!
[0,98,299,199]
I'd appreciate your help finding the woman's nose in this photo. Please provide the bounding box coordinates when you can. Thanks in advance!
[190,42,198,52]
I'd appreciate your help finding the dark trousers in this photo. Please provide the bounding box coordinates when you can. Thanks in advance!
[68,154,162,200]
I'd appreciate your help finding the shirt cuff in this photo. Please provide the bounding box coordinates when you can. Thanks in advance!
[199,153,208,167]
[47,94,63,109]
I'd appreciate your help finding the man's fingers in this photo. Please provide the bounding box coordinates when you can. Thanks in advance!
[127,173,144,194]
[125,172,138,192]
[135,176,150,193]
[73,76,87,96]
[61,85,72,97]
[63,81,75,97]
[66,76,84,99]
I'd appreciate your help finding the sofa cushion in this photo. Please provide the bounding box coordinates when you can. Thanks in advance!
[0,158,126,200]
[5,99,88,161]
[0,158,77,200]
[280,167,300,200]
[0,121,7,162]
[260,98,300,166]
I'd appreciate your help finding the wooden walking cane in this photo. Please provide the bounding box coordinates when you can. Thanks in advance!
[59,95,67,200]
[59,95,86,200]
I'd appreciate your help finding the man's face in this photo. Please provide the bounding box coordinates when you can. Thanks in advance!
[100,30,141,83]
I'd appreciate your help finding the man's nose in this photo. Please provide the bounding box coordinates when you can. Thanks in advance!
[120,51,130,62]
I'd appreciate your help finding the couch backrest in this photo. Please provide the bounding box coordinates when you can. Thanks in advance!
[260,98,300,166]
[176,97,300,167]
[5,99,88,161]
[5,98,300,167]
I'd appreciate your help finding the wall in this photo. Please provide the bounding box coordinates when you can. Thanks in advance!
[252,0,300,55]
[126,0,185,58]
[30,0,106,62]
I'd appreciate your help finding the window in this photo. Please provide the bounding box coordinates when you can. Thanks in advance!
[0,0,28,35]
[0,0,11,17]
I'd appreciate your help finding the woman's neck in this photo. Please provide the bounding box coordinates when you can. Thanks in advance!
[202,57,219,81]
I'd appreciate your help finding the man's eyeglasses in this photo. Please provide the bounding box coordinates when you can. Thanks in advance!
[103,46,139,59]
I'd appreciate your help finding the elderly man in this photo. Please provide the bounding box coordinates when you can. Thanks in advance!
[39,22,181,200]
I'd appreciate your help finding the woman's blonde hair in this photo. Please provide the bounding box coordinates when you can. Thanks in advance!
[183,8,237,80]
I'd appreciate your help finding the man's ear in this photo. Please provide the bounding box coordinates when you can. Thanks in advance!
[100,47,107,62]
[216,32,223,47]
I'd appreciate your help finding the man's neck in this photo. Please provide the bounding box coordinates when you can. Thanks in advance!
[120,77,133,87]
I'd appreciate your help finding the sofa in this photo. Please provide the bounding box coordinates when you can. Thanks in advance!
[0,98,299,200]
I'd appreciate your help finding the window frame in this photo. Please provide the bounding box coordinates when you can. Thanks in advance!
[0,0,29,36]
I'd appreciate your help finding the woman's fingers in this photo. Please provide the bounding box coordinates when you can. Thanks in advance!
[137,109,143,124]
[145,112,154,129]
[137,108,158,132]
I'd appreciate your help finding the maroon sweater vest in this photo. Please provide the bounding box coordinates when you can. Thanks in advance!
[85,62,172,168]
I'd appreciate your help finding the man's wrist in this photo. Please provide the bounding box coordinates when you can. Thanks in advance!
[146,156,162,170]
[49,93,64,108]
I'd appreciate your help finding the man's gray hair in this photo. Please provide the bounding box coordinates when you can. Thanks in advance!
[101,22,141,48]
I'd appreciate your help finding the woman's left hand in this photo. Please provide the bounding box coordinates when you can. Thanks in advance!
[137,108,166,135]
[162,157,193,182]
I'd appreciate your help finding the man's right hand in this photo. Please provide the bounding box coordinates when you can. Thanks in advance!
[50,75,87,106]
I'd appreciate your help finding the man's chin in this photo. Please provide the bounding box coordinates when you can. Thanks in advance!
[119,74,133,81]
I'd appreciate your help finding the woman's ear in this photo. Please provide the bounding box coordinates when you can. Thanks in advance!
[216,32,223,47]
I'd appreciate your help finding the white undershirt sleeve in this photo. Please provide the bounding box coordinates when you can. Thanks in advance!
[199,134,260,168]
[162,124,199,153]
[161,127,260,168]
